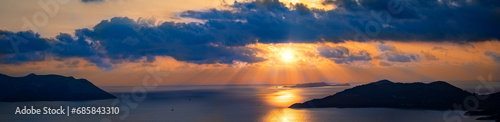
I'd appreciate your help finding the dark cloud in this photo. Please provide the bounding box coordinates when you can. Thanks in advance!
[377,44,419,62]
[180,0,350,43]
[378,44,397,51]
[2,0,500,68]
[317,46,349,58]
[0,17,266,67]
[79,17,266,64]
[0,31,52,64]
[379,61,392,66]
[421,51,439,61]
[317,46,371,64]
[382,52,418,62]
[52,33,96,58]
[1,52,46,64]
[0,30,51,54]
[81,0,103,3]
[432,46,448,51]
[485,51,500,63]
[181,0,500,42]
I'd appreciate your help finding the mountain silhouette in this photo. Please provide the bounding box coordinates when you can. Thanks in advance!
[289,80,473,110]
[0,73,116,102]
[465,92,500,120]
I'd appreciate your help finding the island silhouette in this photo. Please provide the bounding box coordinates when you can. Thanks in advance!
[0,73,116,102]
[289,80,500,121]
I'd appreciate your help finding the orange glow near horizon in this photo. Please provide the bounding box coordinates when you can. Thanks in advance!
[1,41,499,86]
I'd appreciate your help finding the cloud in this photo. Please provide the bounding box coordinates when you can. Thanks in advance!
[382,52,418,62]
[0,17,266,67]
[421,51,439,61]
[317,46,349,59]
[81,17,265,64]
[2,0,500,68]
[379,61,392,66]
[0,30,51,54]
[317,45,371,64]
[432,46,448,51]
[81,0,104,3]
[1,52,46,64]
[377,44,419,62]
[378,44,397,51]
[485,51,500,63]
[181,0,500,42]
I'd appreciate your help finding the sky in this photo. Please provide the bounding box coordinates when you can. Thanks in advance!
[0,0,499,86]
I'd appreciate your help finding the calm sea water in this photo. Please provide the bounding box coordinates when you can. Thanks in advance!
[1,81,497,122]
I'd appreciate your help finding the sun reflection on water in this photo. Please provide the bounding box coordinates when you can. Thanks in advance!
[267,89,301,107]
[263,108,306,122]
[262,88,306,121]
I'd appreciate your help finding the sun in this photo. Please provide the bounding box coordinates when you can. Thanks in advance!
[280,49,295,63]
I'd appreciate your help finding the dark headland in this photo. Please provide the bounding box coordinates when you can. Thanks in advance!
[0,73,116,102]
[289,80,500,121]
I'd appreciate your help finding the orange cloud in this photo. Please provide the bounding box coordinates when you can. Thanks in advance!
[1,41,499,86]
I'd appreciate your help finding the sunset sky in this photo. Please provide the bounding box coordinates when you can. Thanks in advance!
[1,0,499,86]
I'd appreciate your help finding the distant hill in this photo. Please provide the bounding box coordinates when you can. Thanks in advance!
[465,92,500,120]
[0,73,116,102]
[289,80,472,110]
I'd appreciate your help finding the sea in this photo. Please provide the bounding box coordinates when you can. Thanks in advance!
[1,81,498,122]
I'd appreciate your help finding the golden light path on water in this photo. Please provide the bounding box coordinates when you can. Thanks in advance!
[266,89,302,107]
[262,88,307,122]
[264,108,306,122]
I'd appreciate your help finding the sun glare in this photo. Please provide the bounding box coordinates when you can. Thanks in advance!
[280,49,295,63]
